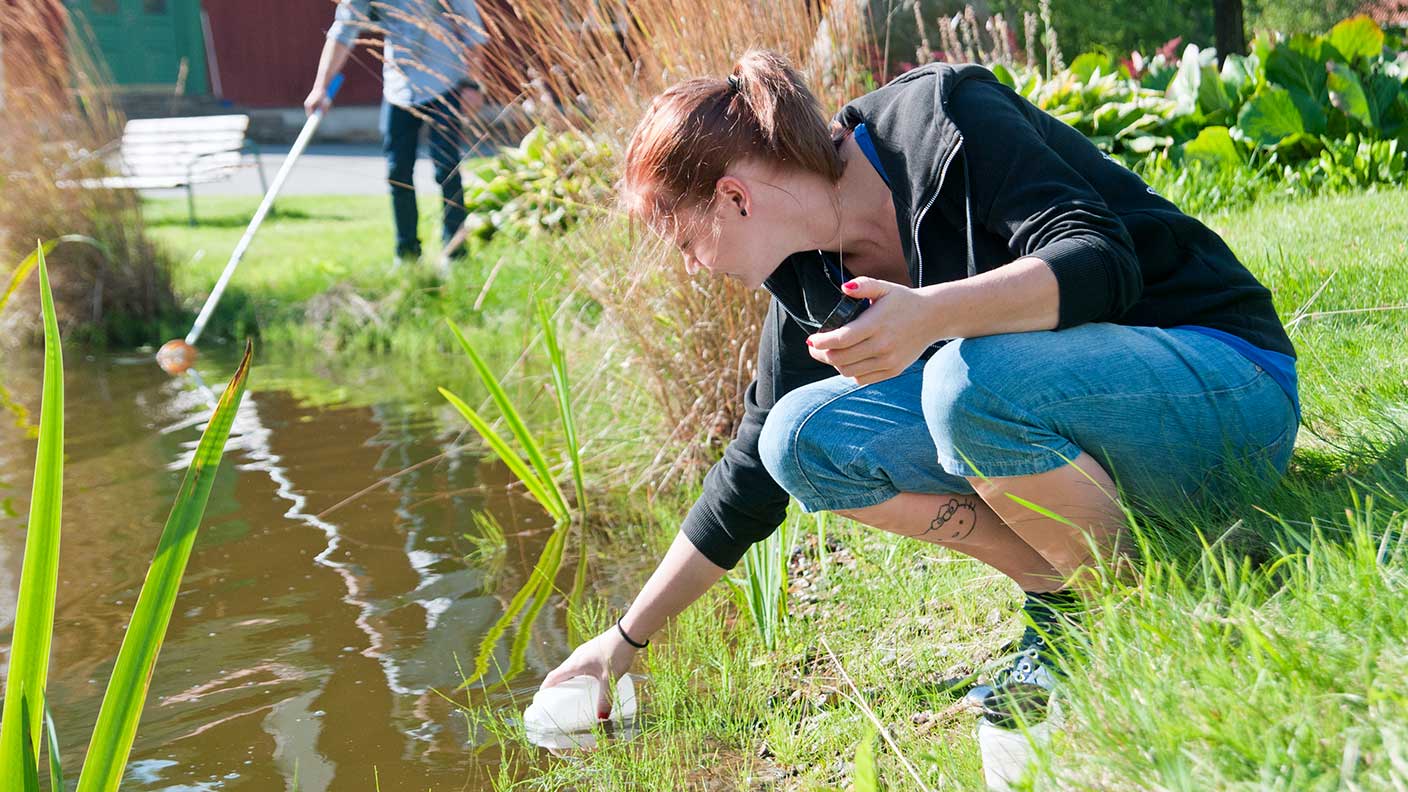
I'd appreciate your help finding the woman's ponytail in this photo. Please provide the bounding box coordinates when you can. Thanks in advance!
[622,49,842,220]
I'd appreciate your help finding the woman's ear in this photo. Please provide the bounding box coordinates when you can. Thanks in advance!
[715,175,751,217]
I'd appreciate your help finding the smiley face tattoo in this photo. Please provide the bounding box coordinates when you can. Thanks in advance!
[923,497,977,541]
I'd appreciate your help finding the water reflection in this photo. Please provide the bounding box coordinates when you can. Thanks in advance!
[0,349,570,790]
[526,718,642,757]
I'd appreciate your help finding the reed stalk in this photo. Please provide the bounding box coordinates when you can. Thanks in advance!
[441,304,592,687]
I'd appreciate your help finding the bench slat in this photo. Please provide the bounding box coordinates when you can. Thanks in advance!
[123,114,250,134]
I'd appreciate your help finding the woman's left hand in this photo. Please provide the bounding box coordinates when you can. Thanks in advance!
[806,277,943,385]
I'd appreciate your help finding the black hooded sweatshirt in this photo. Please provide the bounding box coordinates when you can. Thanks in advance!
[679,63,1296,570]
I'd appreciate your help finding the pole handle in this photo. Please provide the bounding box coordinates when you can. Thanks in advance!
[326,73,345,102]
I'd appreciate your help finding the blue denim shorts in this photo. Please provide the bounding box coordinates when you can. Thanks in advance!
[757,324,1299,513]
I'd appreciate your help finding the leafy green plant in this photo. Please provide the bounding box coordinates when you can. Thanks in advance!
[724,514,794,650]
[441,302,591,689]
[459,127,614,241]
[0,244,253,789]
[986,14,1408,212]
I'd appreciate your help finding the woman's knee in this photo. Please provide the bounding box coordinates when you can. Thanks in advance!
[758,384,835,497]
[922,339,997,450]
[921,336,1055,476]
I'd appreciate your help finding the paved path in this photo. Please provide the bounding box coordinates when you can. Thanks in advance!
[142,143,460,199]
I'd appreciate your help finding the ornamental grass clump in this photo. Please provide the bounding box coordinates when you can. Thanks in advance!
[372,0,877,482]
[0,2,176,348]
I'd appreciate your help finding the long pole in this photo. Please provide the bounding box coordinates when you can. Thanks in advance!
[183,74,344,347]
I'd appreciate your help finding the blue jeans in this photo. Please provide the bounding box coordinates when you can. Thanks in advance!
[381,92,468,256]
[757,324,1298,514]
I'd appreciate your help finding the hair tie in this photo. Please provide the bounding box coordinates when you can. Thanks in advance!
[726,74,742,95]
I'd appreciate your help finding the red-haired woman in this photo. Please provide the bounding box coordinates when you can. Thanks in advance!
[540,50,1298,720]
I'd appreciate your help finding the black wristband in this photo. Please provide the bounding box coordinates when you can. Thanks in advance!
[616,616,649,649]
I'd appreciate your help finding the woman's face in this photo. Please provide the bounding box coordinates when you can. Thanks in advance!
[650,166,804,290]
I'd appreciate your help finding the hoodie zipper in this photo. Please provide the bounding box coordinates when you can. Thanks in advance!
[913,134,964,289]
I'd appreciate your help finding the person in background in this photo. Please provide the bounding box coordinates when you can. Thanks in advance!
[305,0,488,267]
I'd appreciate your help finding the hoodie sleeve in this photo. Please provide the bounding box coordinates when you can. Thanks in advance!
[679,299,825,570]
[946,77,1143,328]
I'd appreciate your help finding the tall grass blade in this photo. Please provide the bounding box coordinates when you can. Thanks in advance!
[445,319,569,518]
[535,300,586,516]
[0,246,64,778]
[0,235,103,317]
[438,387,562,520]
[20,692,40,792]
[534,300,592,644]
[44,705,63,792]
[74,340,253,792]
[854,727,879,792]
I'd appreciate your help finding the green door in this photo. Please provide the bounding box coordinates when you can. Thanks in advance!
[66,0,208,93]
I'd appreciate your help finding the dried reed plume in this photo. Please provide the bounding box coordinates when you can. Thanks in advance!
[0,0,175,346]
[375,0,876,484]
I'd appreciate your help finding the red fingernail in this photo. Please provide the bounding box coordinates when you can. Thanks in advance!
[806,338,813,346]
[843,281,858,291]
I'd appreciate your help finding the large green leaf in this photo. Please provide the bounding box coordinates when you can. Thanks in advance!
[1266,41,1327,102]
[1287,33,1345,68]
[1238,86,1308,146]
[1328,15,1385,62]
[1327,62,1373,129]
[0,246,64,779]
[1069,52,1116,82]
[1287,87,1330,135]
[1182,126,1243,169]
[75,340,253,792]
[1220,53,1257,99]
[1365,70,1404,134]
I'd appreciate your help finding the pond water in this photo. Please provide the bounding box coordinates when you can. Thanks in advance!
[0,346,581,790]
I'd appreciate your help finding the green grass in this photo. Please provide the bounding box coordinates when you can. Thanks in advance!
[143,194,573,358]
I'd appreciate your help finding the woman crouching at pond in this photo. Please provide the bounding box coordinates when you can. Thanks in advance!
[541,50,1299,718]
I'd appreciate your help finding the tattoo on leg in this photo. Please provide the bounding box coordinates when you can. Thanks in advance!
[924,498,977,541]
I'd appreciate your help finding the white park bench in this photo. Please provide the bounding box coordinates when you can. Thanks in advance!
[60,114,266,225]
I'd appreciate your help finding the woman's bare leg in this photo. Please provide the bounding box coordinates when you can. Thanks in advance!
[968,451,1130,584]
[838,451,1131,592]
[836,493,1065,592]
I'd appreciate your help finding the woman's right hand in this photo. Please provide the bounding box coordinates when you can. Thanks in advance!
[539,626,641,718]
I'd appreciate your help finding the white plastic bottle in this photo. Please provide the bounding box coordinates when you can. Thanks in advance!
[977,716,1053,790]
[523,674,637,734]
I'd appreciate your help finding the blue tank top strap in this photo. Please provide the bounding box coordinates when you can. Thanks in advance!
[853,123,890,186]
